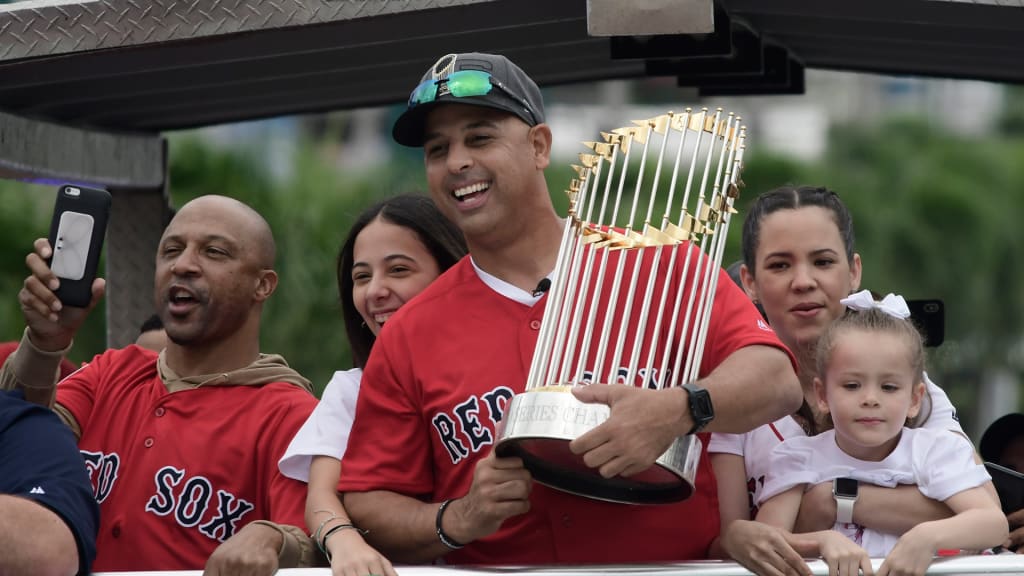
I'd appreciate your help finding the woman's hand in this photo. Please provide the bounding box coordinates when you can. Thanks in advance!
[721,520,814,576]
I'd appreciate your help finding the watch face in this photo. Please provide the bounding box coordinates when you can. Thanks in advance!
[693,391,713,420]
[684,384,713,417]
[834,477,858,497]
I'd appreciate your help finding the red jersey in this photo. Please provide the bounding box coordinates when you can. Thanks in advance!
[56,345,316,571]
[340,245,794,564]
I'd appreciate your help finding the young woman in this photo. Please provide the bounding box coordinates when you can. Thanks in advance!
[709,186,968,575]
[754,295,1005,576]
[278,194,467,576]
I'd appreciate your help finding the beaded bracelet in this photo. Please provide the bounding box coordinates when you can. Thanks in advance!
[435,499,465,550]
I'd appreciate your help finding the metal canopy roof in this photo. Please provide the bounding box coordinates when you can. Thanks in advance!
[0,0,1022,133]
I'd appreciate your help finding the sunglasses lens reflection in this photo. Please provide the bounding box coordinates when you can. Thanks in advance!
[409,70,494,107]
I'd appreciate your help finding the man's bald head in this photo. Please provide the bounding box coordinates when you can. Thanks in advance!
[173,195,276,269]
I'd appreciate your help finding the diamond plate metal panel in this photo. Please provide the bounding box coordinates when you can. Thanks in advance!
[0,109,164,188]
[0,0,492,61]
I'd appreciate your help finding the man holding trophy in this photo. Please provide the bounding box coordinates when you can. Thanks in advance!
[339,52,801,564]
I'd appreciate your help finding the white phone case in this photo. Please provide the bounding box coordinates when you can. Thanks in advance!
[50,211,96,281]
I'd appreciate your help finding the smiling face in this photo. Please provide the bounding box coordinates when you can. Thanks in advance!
[815,328,924,461]
[351,217,443,335]
[742,206,862,354]
[422,104,550,245]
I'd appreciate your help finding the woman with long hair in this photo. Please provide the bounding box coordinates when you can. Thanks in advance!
[279,194,467,576]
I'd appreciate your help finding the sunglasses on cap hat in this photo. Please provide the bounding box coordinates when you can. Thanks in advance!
[407,69,539,125]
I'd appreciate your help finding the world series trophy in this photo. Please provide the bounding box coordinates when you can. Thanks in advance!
[495,108,746,504]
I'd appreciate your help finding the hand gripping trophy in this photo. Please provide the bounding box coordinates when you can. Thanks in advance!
[496,108,746,505]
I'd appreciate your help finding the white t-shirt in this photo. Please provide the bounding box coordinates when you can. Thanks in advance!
[758,427,990,556]
[708,372,964,516]
[278,368,361,482]
[708,415,805,517]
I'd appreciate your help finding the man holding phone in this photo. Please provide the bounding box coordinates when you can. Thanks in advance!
[0,194,317,574]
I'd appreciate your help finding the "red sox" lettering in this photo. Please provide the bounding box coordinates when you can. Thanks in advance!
[144,466,255,542]
[431,386,514,464]
[81,449,120,503]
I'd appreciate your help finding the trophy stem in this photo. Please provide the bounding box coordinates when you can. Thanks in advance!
[626,243,668,388]
[675,110,709,227]
[527,194,579,390]
[557,161,608,385]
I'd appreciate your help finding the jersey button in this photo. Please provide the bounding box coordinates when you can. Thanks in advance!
[561,514,572,528]
[154,407,165,417]
[529,320,541,330]
[144,437,154,448]
[112,525,121,538]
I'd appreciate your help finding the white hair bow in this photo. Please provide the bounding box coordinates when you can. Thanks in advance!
[839,289,911,320]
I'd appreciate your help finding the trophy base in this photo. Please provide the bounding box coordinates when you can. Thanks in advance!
[495,386,701,504]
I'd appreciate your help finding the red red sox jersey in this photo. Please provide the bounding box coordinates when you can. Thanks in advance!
[56,345,317,571]
[339,245,795,564]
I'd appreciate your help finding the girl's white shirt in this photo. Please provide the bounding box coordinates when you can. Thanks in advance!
[278,368,362,482]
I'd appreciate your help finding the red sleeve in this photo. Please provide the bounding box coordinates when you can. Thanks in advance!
[699,265,797,376]
[54,351,107,431]
[263,390,318,529]
[337,324,433,497]
[268,473,310,529]
[58,358,80,380]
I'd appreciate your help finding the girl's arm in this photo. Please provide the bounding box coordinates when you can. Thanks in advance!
[757,485,805,530]
[796,481,952,534]
[708,453,753,558]
[306,456,396,576]
[878,486,1008,576]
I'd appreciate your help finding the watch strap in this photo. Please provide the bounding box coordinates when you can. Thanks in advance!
[682,382,713,435]
[835,496,855,524]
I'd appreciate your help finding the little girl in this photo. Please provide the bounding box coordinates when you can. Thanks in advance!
[755,291,1007,576]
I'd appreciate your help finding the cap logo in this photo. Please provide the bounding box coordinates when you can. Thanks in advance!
[432,54,458,97]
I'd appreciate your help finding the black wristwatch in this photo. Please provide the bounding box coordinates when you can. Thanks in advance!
[682,381,714,435]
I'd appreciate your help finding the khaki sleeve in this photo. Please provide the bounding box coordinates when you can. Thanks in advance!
[247,520,315,568]
[1,328,71,408]
[52,402,82,439]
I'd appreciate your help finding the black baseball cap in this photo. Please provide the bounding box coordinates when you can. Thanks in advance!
[980,412,1024,463]
[392,52,546,147]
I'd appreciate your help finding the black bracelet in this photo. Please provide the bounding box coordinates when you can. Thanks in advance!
[435,499,465,550]
[318,522,367,561]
